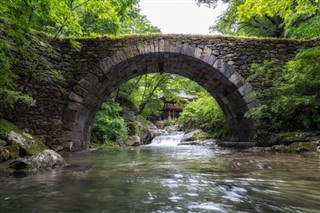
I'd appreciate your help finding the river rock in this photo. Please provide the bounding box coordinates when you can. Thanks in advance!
[124,135,141,146]
[0,119,65,172]
[9,149,65,170]
[246,147,272,152]
[179,140,200,145]
[0,139,7,147]
[179,139,217,146]
[165,125,182,134]
[271,141,318,153]
[150,128,168,138]
[181,130,201,142]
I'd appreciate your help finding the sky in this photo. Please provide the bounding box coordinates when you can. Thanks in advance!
[139,0,228,35]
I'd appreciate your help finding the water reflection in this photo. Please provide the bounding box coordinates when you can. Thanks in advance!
[0,146,319,213]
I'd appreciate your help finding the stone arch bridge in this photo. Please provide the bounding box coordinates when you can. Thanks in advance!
[7,35,316,150]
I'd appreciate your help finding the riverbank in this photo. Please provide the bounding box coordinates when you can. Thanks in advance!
[0,119,65,173]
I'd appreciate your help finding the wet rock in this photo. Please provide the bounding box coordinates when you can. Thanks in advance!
[271,142,318,153]
[124,135,141,146]
[10,150,65,170]
[276,131,320,145]
[155,120,164,129]
[0,139,7,147]
[179,140,200,146]
[0,119,65,172]
[201,139,218,146]
[181,130,202,142]
[165,125,182,134]
[149,128,168,138]
[217,141,256,149]
[179,139,217,146]
[246,147,272,152]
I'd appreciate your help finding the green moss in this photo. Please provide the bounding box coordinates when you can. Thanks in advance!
[193,131,211,140]
[0,147,10,161]
[288,142,317,153]
[0,139,7,147]
[271,145,288,153]
[272,142,317,153]
[0,119,48,158]
[0,119,22,137]
[0,144,20,161]
[136,115,154,129]
[277,131,312,145]
[127,122,139,136]
[20,133,47,156]
[6,144,20,159]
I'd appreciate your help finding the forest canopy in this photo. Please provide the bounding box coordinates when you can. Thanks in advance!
[197,0,320,39]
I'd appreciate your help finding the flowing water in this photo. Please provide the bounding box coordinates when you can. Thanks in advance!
[1,133,320,213]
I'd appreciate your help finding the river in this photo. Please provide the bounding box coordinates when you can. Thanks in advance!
[0,133,319,212]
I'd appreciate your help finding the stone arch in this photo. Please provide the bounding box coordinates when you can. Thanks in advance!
[62,40,257,150]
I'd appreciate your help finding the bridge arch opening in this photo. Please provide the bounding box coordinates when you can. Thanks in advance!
[63,50,256,150]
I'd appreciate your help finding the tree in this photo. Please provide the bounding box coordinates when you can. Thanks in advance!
[179,91,228,138]
[245,47,320,131]
[198,0,320,39]
[116,73,173,118]
[92,102,128,144]
[119,7,161,34]
[196,0,229,8]
[0,0,160,110]
[237,0,320,38]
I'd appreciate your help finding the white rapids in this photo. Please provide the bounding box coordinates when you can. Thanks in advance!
[147,132,185,147]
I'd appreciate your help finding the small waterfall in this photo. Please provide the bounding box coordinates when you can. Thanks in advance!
[148,132,184,147]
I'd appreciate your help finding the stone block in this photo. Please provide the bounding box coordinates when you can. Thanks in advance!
[238,82,253,96]
[158,39,165,52]
[229,72,245,88]
[69,92,83,103]
[111,53,121,65]
[62,110,78,122]
[194,47,202,59]
[117,50,127,62]
[85,73,99,86]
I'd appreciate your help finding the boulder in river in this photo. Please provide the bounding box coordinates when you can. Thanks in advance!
[0,119,65,171]
[124,135,141,146]
[9,149,65,170]
[180,130,202,142]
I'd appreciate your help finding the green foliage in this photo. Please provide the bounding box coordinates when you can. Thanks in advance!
[246,47,320,131]
[204,0,320,39]
[92,102,128,144]
[119,7,161,34]
[179,92,229,138]
[0,0,160,110]
[117,73,173,118]
[116,74,229,138]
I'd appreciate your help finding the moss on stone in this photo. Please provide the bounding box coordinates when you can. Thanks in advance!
[0,119,22,137]
[0,147,10,161]
[193,131,211,140]
[0,144,20,161]
[6,144,20,159]
[21,133,47,156]
[277,132,312,144]
[0,119,48,161]
[288,142,317,153]
[0,139,7,147]
[271,142,317,153]
[271,145,288,153]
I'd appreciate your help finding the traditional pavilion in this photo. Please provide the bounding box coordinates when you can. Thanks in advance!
[160,91,197,120]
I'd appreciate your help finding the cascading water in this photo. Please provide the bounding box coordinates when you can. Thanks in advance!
[147,131,185,146]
